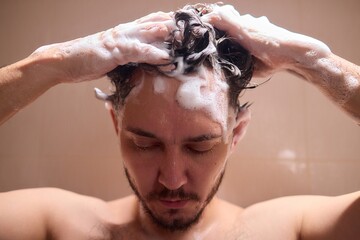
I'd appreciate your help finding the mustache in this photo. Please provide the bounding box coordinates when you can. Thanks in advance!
[146,187,200,201]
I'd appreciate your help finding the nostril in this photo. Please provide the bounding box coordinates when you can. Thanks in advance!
[158,173,187,191]
[158,166,188,190]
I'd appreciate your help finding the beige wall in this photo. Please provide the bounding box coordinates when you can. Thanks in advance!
[0,0,359,207]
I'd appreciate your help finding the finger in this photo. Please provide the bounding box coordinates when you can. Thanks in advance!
[137,43,171,65]
[115,38,171,65]
[224,5,241,16]
[114,20,175,44]
[201,12,221,25]
[136,11,173,24]
[201,4,241,24]
[137,20,175,43]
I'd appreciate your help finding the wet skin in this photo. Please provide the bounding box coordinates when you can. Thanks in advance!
[113,68,240,234]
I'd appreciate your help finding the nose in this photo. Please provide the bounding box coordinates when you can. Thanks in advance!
[158,148,188,190]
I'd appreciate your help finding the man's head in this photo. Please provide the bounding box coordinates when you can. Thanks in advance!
[98,4,254,232]
[105,4,253,112]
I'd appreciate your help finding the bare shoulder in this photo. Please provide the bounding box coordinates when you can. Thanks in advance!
[0,188,114,240]
[3,187,111,214]
[299,191,360,240]
[0,188,56,239]
[236,192,360,240]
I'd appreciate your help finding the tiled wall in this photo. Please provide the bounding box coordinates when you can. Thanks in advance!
[0,0,359,207]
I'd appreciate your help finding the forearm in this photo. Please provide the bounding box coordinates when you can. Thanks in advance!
[289,50,360,124]
[0,13,173,126]
[0,54,59,125]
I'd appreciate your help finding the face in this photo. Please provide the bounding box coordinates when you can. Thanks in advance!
[111,68,249,232]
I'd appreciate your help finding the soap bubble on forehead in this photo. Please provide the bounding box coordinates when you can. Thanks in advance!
[174,66,231,136]
[130,64,232,138]
[142,6,232,136]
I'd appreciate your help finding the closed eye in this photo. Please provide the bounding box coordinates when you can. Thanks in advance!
[124,128,162,151]
[185,140,220,154]
[132,138,162,151]
[131,136,161,151]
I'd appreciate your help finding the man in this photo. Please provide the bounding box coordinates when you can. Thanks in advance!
[0,3,359,240]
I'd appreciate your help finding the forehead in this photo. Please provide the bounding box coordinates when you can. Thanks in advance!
[119,68,230,140]
[120,68,222,139]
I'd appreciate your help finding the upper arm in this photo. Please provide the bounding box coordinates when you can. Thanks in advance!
[0,187,111,240]
[0,188,51,240]
[300,191,360,240]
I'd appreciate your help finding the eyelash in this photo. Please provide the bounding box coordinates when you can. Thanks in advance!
[132,140,215,155]
[134,144,159,151]
[186,145,214,155]
[136,146,213,156]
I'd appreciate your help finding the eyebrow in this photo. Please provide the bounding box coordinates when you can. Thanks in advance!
[125,127,222,142]
[126,127,158,138]
[185,134,222,142]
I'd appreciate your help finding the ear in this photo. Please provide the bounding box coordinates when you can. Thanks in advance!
[230,108,251,150]
[107,102,119,136]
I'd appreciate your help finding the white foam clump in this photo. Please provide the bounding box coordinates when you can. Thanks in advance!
[173,66,230,136]
[154,36,232,136]
[153,75,168,94]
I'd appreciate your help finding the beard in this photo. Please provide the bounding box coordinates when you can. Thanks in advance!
[124,167,225,232]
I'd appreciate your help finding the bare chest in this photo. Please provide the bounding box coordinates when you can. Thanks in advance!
[77,219,298,240]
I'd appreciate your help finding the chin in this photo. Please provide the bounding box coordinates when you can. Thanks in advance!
[143,202,206,232]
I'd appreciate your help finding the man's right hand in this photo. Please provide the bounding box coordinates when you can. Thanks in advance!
[0,11,174,125]
[29,11,173,84]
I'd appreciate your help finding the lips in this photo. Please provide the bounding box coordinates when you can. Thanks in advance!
[159,199,189,209]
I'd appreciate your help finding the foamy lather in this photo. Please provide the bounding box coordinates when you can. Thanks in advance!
[96,58,233,139]
[95,7,234,137]
[165,63,230,136]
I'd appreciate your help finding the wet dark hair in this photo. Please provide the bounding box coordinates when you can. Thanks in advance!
[105,4,254,111]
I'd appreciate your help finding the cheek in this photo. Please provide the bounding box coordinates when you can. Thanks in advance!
[120,140,160,193]
[190,148,228,193]
[124,158,160,196]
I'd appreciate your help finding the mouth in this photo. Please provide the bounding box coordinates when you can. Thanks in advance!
[159,199,190,209]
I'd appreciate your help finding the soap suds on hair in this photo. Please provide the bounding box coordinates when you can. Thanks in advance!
[101,4,254,140]
[113,65,232,139]
[174,66,230,136]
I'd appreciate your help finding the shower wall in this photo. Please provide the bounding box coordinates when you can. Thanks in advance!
[0,0,359,207]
